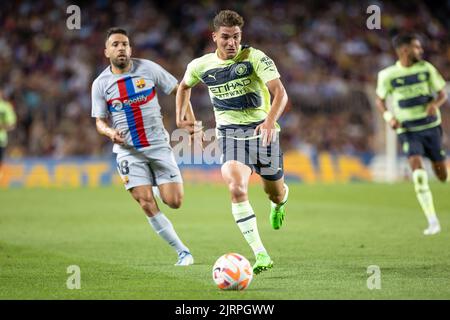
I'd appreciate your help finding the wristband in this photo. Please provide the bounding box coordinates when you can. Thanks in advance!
[383,111,394,123]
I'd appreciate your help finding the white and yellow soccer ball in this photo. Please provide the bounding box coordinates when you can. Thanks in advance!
[212,253,253,290]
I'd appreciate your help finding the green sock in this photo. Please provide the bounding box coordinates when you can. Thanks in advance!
[231,201,266,257]
[412,169,438,225]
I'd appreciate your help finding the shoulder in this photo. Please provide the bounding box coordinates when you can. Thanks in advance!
[247,47,275,67]
[92,66,111,87]
[248,46,265,57]
[186,53,216,76]
[188,53,215,68]
[133,58,161,70]
[420,60,438,71]
[247,46,270,60]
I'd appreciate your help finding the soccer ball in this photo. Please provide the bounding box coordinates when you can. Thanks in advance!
[212,253,253,290]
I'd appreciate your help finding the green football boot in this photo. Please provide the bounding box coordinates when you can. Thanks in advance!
[252,252,274,275]
[270,184,289,230]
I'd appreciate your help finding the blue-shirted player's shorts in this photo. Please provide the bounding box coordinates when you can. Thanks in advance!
[116,143,182,190]
[218,122,284,181]
[398,126,446,162]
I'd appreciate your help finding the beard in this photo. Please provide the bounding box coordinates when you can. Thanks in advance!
[112,56,130,70]
[410,53,422,64]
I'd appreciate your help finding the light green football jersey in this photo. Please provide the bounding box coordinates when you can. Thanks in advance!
[0,99,16,147]
[376,60,446,134]
[183,45,280,128]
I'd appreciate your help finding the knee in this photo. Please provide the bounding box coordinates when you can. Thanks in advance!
[164,192,183,209]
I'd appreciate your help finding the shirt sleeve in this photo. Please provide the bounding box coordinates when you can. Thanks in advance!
[427,62,446,92]
[148,61,178,95]
[91,79,108,118]
[183,60,201,88]
[376,70,391,99]
[252,49,280,84]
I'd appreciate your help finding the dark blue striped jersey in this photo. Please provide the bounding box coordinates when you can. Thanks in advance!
[183,45,280,129]
[376,60,446,133]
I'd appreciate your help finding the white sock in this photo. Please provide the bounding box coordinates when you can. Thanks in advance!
[231,201,266,257]
[148,212,189,254]
[412,169,439,226]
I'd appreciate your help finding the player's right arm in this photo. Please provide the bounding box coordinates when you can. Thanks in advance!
[95,117,124,145]
[176,80,204,148]
[176,59,204,140]
[175,80,196,130]
[376,70,400,130]
[91,78,124,145]
[375,96,400,130]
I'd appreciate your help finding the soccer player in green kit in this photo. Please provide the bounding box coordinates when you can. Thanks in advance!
[176,10,289,274]
[0,89,17,179]
[376,34,448,235]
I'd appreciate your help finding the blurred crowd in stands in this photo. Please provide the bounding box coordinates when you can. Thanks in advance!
[1,0,449,158]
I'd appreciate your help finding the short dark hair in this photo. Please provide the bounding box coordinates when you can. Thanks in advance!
[105,27,128,43]
[392,33,420,49]
[213,10,244,31]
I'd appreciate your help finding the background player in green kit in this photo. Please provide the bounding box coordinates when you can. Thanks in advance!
[0,89,17,179]
[176,10,289,274]
[376,34,448,235]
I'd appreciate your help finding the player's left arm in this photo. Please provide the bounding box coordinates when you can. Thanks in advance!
[426,63,448,116]
[426,90,448,116]
[254,78,288,147]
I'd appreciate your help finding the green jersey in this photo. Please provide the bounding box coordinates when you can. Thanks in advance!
[0,99,16,147]
[183,45,280,128]
[376,60,446,134]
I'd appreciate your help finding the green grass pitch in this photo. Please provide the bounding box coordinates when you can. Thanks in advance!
[0,182,449,299]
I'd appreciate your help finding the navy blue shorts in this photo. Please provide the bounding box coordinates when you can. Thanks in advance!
[218,123,284,181]
[0,147,4,163]
[398,126,446,162]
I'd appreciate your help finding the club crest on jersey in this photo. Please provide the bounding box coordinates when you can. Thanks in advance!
[136,78,146,89]
[112,100,123,111]
[418,73,427,81]
[235,63,248,76]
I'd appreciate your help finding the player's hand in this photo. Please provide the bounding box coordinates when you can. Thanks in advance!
[389,118,401,130]
[254,119,277,147]
[426,102,438,116]
[176,120,196,134]
[191,120,205,150]
[177,120,204,149]
[108,129,125,145]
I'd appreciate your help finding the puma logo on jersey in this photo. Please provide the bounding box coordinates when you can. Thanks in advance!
[207,74,217,80]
